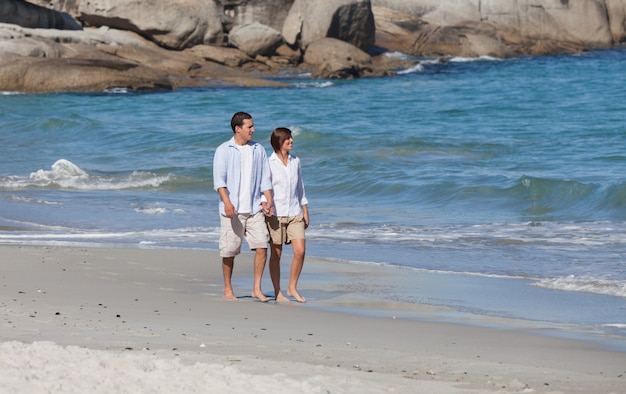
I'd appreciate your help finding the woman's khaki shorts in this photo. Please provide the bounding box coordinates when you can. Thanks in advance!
[266,214,305,245]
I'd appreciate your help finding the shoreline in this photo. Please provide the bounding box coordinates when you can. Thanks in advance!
[1,245,625,393]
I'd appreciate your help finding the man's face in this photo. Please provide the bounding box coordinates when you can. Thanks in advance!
[236,118,255,143]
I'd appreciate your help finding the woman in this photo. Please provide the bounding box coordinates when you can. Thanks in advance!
[266,127,309,303]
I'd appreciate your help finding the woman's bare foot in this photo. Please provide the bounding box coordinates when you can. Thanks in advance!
[287,289,306,303]
[223,291,238,301]
[275,291,290,303]
[251,289,270,302]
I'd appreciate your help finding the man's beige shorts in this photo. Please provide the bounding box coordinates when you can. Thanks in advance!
[266,214,305,245]
[219,211,269,257]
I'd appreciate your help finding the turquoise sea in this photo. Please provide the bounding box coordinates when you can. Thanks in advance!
[1,49,625,343]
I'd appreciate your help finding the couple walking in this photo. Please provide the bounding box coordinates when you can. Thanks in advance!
[212,111,309,303]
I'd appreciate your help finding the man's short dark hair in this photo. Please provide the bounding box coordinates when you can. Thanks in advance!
[231,112,252,132]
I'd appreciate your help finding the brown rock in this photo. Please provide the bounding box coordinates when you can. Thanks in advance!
[0,55,173,93]
[184,45,254,68]
[304,37,373,79]
[1,0,80,30]
[28,0,224,50]
[283,0,375,52]
[372,0,623,58]
[303,37,371,67]
[228,22,283,57]
[0,37,62,57]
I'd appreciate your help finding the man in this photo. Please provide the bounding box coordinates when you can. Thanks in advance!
[213,112,273,301]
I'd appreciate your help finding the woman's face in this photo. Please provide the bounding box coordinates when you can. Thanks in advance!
[281,136,293,152]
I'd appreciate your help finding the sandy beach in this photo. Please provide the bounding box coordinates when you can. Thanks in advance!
[0,245,624,393]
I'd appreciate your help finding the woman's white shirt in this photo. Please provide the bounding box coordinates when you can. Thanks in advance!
[268,152,308,216]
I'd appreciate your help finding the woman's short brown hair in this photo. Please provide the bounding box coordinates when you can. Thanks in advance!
[270,127,292,152]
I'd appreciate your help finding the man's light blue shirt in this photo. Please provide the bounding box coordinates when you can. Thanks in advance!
[213,136,272,216]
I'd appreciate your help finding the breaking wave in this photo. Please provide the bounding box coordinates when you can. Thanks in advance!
[0,159,172,191]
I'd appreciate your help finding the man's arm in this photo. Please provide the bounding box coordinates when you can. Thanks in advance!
[218,187,236,218]
[261,189,273,216]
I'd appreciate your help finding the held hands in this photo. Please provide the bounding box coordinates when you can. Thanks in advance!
[261,201,274,217]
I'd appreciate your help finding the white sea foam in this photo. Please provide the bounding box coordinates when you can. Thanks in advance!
[309,221,626,248]
[294,81,334,88]
[383,51,410,59]
[449,55,502,62]
[287,125,304,137]
[532,275,626,298]
[396,63,424,74]
[0,159,171,191]
[134,205,169,215]
[103,87,130,94]
[8,195,61,205]
[0,227,220,249]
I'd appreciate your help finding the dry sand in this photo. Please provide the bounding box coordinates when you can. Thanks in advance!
[0,245,624,393]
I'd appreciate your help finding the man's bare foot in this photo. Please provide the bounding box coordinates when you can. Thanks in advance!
[251,289,269,302]
[287,289,306,303]
[275,291,290,303]
[223,291,238,301]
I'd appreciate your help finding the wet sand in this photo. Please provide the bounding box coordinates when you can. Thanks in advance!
[0,246,624,393]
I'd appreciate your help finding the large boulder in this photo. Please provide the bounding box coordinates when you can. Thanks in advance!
[283,0,375,51]
[607,0,626,42]
[183,45,254,68]
[1,0,80,30]
[228,22,283,57]
[0,23,181,92]
[483,0,612,45]
[0,37,62,57]
[372,0,625,57]
[0,55,173,93]
[4,0,624,91]
[0,21,286,93]
[220,0,294,33]
[0,22,149,54]
[27,0,296,50]
[26,0,224,50]
[303,37,376,79]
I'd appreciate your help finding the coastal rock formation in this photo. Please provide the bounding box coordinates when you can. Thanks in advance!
[0,0,79,29]
[24,0,224,49]
[0,55,173,93]
[304,37,374,79]
[372,0,626,57]
[2,0,626,93]
[0,22,286,93]
[29,0,374,53]
[1,0,382,92]
[283,0,375,51]
[228,22,283,57]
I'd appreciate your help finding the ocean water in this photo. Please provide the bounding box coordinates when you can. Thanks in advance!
[1,49,625,339]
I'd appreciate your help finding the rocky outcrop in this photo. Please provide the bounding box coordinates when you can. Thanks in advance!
[229,22,283,57]
[304,37,373,79]
[0,0,80,29]
[0,22,288,93]
[0,0,381,93]
[373,0,626,57]
[2,0,626,93]
[0,55,173,93]
[220,0,294,33]
[283,0,375,51]
[26,0,375,54]
[28,0,224,49]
